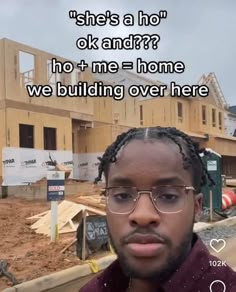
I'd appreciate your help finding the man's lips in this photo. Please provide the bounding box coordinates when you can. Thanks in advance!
[125,234,166,257]
[125,234,166,244]
[127,243,164,257]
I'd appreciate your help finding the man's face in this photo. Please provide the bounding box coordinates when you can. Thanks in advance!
[106,140,202,282]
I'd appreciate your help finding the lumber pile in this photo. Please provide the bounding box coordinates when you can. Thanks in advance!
[226,179,236,187]
[72,195,106,211]
[27,200,105,236]
[27,181,107,237]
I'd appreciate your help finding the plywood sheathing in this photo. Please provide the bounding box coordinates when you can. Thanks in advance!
[28,200,105,236]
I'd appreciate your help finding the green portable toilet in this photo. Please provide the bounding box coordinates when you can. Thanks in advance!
[200,148,222,211]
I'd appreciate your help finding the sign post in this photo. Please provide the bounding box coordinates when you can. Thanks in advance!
[47,171,65,241]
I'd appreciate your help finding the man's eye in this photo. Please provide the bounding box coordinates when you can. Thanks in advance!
[113,193,133,201]
[159,194,179,201]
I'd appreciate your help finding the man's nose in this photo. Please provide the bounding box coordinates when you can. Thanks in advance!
[128,193,161,226]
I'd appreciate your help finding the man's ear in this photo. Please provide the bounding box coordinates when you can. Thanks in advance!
[194,193,203,222]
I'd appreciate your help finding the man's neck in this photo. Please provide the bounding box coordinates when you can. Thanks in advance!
[128,278,161,292]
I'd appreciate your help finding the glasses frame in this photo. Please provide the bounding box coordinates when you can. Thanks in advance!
[101,185,196,215]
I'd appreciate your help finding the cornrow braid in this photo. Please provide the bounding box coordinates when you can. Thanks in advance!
[94,126,215,193]
[167,127,215,187]
[94,128,137,184]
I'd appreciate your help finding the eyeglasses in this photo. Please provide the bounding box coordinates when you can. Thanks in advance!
[102,185,196,215]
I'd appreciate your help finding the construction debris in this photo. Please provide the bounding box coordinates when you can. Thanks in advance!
[28,200,105,236]
[0,260,19,286]
[60,238,77,254]
[27,211,49,220]
[48,153,72,179]
[72,195,106,211]
[0,183,107,290]
[226,179,236,187]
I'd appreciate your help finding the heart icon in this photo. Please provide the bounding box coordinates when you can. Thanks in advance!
[210,239,226,253]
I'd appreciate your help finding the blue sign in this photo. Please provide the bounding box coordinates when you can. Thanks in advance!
[47,171,65,201]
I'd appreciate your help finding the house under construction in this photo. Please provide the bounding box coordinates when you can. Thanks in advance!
[0,38,236,184]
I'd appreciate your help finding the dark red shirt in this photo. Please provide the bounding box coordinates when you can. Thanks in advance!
[80,234,236,292]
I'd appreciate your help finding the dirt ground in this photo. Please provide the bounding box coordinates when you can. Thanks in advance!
[0,182,104,291]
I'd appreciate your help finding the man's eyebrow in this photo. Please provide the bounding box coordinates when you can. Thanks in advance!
[108,176,133,186]
[108,176,186,186]
[153,177,185,185]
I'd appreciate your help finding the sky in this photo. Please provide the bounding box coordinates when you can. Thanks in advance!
[0,0,235,106]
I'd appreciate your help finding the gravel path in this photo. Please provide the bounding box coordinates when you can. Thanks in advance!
[197,225,236,246]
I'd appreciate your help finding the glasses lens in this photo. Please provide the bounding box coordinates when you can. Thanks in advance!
[107,187,137,214]
[152,186,186,213]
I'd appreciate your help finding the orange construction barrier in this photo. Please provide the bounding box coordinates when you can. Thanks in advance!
[222,190,236,210]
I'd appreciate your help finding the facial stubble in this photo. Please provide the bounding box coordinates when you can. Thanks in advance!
[107,215,195,283]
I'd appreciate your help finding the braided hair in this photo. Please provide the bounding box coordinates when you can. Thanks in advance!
[94,126,215,193]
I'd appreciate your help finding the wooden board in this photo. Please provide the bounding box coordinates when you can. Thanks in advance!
[27,211,49,220]
[31,201,70,230]
[74,196,106,211]
[85,205,106,216]
[31,200,106,236]
[82,209,87,260]
[226,179,236,187]
[35,201,86,235]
